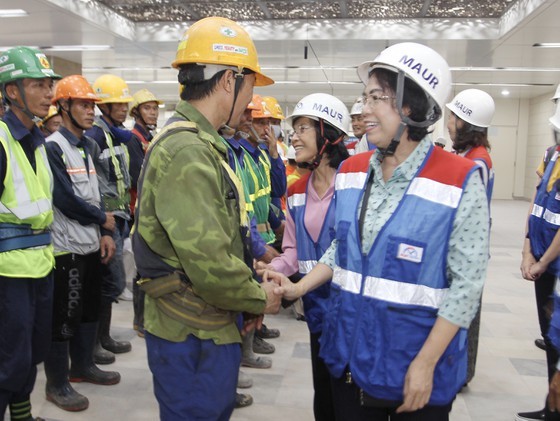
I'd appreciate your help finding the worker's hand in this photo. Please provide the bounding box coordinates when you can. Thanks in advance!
[263,270,302,301]
[100,235,116,264]
[528,260,548,280]
[396,356,435,413]
[258,245,280,264]
[102,212,115,232]
[241,314,263,336]
[261,280,281,314]
[520,252,538,281]
[262,126,279,158]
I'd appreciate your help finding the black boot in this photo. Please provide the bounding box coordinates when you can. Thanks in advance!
[69,322,121,385]
[93,340,115,365]
[99,301,131,354]
[44,341,89,411]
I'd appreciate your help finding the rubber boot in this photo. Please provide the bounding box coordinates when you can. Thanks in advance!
[69,322,121,385]
[98,301,131,354]
[93,340,115,365]
[241,329,272,369]
[44,341,89,411]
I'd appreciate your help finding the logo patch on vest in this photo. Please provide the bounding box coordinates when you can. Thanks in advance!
[397,243,423,263]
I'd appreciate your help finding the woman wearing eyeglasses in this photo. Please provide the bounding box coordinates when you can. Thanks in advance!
[261,93,349,421]
[266,43,489,420]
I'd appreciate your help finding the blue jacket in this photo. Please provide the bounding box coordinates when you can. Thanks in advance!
[319,146,477,405]
[287,173,335,333]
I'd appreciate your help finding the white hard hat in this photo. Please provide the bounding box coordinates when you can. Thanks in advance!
[287,145,296,160]
[446,89,495,128]
[550,102,560,131]
[350,96,364,116]
[357,42,452,123]
[552,84,560,102]
[286,93,350,135]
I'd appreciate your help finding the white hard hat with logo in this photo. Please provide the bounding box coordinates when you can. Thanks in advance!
[357,42,452,125]
[350,96,364,116]
[446,89,495,128]
[286,93,350,135]
[550,101,560,132]
[552,84,560,103]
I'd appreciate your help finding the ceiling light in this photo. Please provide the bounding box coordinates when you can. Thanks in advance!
[0,9,28,17]
[501,90,510,96]
[42,45,112,51]
[533,43,560,48]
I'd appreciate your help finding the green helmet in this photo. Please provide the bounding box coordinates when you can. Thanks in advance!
[0,46,61,85]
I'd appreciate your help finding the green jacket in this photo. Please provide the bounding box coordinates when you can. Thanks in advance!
[133,100,266,344]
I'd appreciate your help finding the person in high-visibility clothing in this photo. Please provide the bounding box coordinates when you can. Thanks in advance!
[264,93,350,421]
[131,17,280,420]
[38,105,62,137]
[126,88,162,338]
[446,88,495,388]
[267,43,489,420]
[85,74,133,364]
[44,74,120,412]
[0,46,61,421]
[517,92,560,421]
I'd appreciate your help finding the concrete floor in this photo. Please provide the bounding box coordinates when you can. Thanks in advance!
[21,199,552,420]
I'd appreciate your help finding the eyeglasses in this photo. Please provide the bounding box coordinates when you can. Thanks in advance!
[292,125,313,136]
[361,93,395,107]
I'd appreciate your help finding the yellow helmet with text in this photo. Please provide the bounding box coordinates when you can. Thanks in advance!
[172,16,273,86]
[261,96,285,120]
[92,74,133,104]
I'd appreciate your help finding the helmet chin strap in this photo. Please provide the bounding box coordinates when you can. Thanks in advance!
[225,71,245,128]
[376,70,439,163]
[10,80,43,124]
[299,119,344,171]
[61,100,89,132]
[134,109,156,131]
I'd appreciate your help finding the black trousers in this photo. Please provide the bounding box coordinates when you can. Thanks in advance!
[330,372,452,421]
[51,252,102,341]
[310,331,335,421]
[535,271,560,382]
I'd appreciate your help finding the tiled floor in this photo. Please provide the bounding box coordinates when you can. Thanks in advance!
[23,199,552,420]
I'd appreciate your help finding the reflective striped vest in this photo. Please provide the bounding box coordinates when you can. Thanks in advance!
[529,148,560,276]
[319,145,477,405]
[0,121,54,278]
[47,131,101,255]
[287,173,335,333]
[241,146,275,244]
[464,145,493,204]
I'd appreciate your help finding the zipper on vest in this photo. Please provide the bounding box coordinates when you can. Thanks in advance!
[345,370,353,384]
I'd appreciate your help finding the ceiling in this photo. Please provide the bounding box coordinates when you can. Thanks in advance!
[1,0,559,111]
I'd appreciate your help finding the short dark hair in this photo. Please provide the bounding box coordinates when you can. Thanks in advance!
[452,117,491,152]
[369,68,431,141]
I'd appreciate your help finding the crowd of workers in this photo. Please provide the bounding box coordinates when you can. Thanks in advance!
[1,13,560,421]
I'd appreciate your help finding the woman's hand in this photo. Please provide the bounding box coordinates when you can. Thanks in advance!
[262,269,303,301]
[396,356,435,413]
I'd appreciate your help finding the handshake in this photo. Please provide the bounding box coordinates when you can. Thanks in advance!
[258,264,304,316]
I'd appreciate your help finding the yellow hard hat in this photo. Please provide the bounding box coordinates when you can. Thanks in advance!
[172,16,273,87]
[92,74,133,104]
[38,105,59,128]
[261,96,285,120]
[129,89,163,116]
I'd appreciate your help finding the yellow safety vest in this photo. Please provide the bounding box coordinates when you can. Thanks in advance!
[0,121,54,278]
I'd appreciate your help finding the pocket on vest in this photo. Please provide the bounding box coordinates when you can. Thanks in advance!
[382,236,426,284]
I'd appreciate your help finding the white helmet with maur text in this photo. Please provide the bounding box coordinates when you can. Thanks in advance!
[552,84,560,103]
[446,89,495,128]
[550,101,560,132]
[350,96,364,116]
[286,93,350,135]
[357,42,452,125]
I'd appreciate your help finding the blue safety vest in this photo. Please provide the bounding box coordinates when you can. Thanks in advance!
[287,173,336,333]
[528,147,560,277]
[319,145,477,405]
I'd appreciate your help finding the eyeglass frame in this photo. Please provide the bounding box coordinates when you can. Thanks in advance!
[361,92,396,107]
[292,124,314,136]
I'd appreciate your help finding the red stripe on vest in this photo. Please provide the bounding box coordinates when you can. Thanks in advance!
[419,147,476,188]
[464,145,492,170]
[288,172,311,197]
[338,150,374,174]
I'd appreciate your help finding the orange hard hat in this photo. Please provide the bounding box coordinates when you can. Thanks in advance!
[251,94,273,119]
[53,75,100,104]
